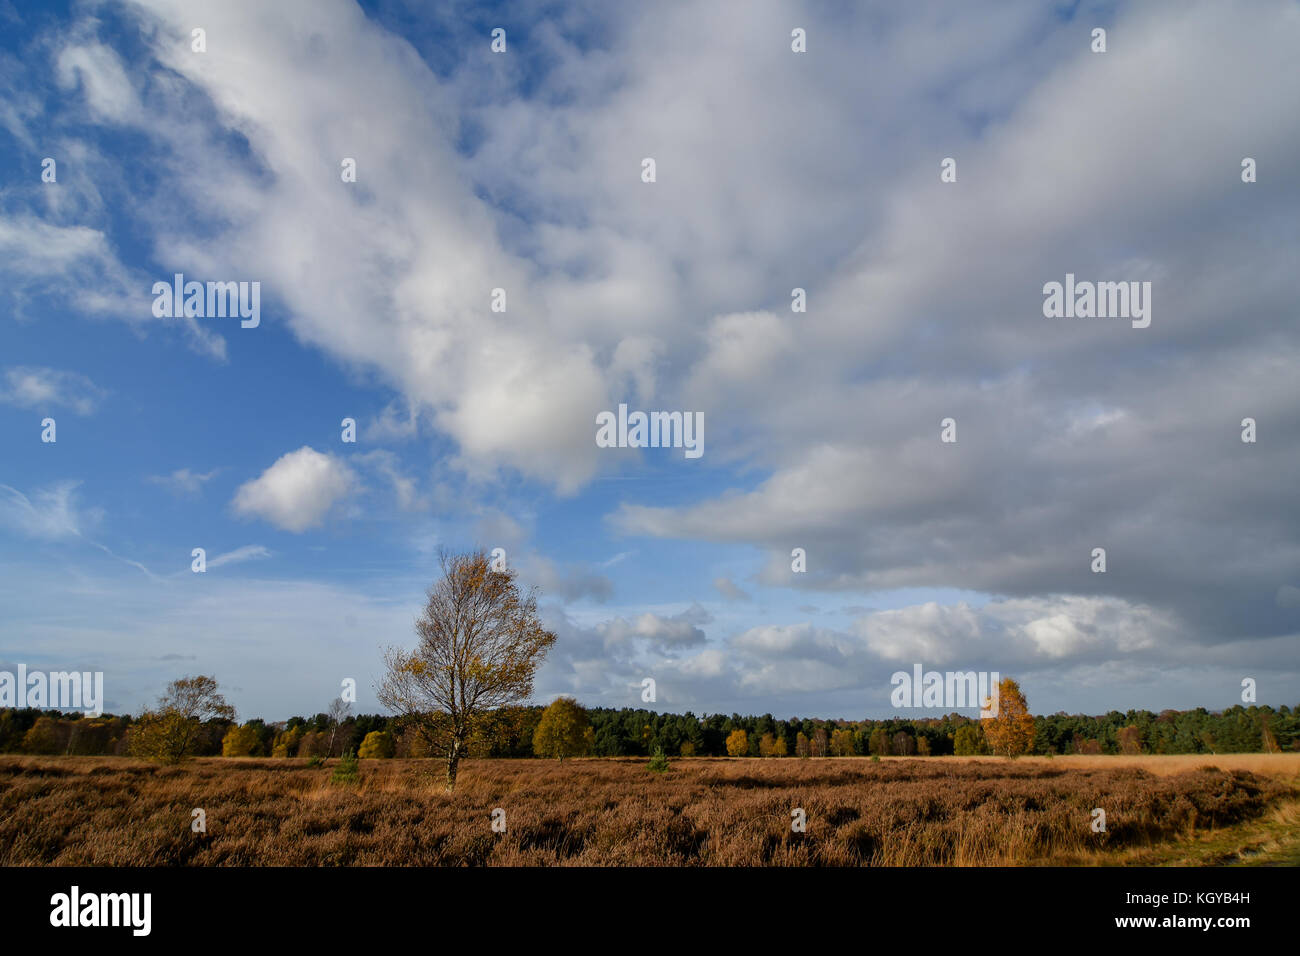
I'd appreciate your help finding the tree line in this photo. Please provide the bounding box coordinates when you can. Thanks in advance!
[5,700,1296,759]
[6,553,1296,788]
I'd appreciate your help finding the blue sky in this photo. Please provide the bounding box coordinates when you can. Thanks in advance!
[1,0,1298,722]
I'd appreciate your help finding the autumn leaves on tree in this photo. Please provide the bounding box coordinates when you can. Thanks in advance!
[533,696,594,760]
[130,675,236,764]
[982,678,1037,757]
[378,549,557,789]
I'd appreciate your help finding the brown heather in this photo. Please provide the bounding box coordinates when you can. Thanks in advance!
[1,755,1296,866]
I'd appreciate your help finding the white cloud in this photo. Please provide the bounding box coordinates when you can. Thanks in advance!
[0,481,90,539]
[354,450,425,511]
[524,554,614,604]
[598,603,711,651]
[232,446,356,532]
[0,366,106,415]
[55,43,139,123]
[148,468,218,497]
[3,0,1298,711]
[0,482,155,578]
[364,399,421,442]
[206,545,271,570]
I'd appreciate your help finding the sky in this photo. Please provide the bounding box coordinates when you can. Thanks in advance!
[1,0,1298,723]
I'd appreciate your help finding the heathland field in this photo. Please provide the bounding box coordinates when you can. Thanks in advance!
[2,755,1297,867]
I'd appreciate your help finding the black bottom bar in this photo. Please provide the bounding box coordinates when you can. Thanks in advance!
[0,865,1281,943]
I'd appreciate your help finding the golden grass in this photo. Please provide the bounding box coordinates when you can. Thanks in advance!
[1,754,1294,866]
[945,753,1300,778]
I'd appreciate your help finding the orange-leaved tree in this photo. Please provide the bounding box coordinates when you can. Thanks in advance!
[982,677,1036,757]
[725,728,748,756]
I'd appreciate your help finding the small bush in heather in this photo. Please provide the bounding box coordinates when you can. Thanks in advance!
[648,747,670,773]
[331,750,359,785]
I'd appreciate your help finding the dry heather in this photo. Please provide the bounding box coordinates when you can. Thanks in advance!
[0,755,1295,866]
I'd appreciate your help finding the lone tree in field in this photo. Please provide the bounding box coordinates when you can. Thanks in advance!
[981,677,1036,757]
[324,696,352,758]
[532,696,592,760]
[378,549,556,789]
[130,675,235,763]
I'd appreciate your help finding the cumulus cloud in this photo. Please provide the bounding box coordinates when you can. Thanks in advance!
[599,603,712,651]
[536,603,723,708]
[533,591,1247,716]
[232,447,356,532]
[527,558,615,604]
[4,0,1299,713]
[597,1,1300,654]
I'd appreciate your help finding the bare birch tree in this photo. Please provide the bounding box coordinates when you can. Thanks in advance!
[325,696,351,758]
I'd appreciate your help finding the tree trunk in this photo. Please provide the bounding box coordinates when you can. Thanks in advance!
[446,737,462,790]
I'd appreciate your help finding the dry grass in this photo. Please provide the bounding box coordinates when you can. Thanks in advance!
[1,755,1295,866]
[947,753,1300,778]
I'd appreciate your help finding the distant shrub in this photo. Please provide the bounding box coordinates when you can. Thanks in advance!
[830,728,856,756]
[331,750,359,785]
[358,731,395,759]
[868,728,891,756]
[297,731,327,758]
[648,747,670,773]
[892,731,916,756]
[129,676,235,764]
[954,724,985,756]
[23,716,61,755]
[271,725,302,758]
[533,697,592,760]
[222,723,263,757]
